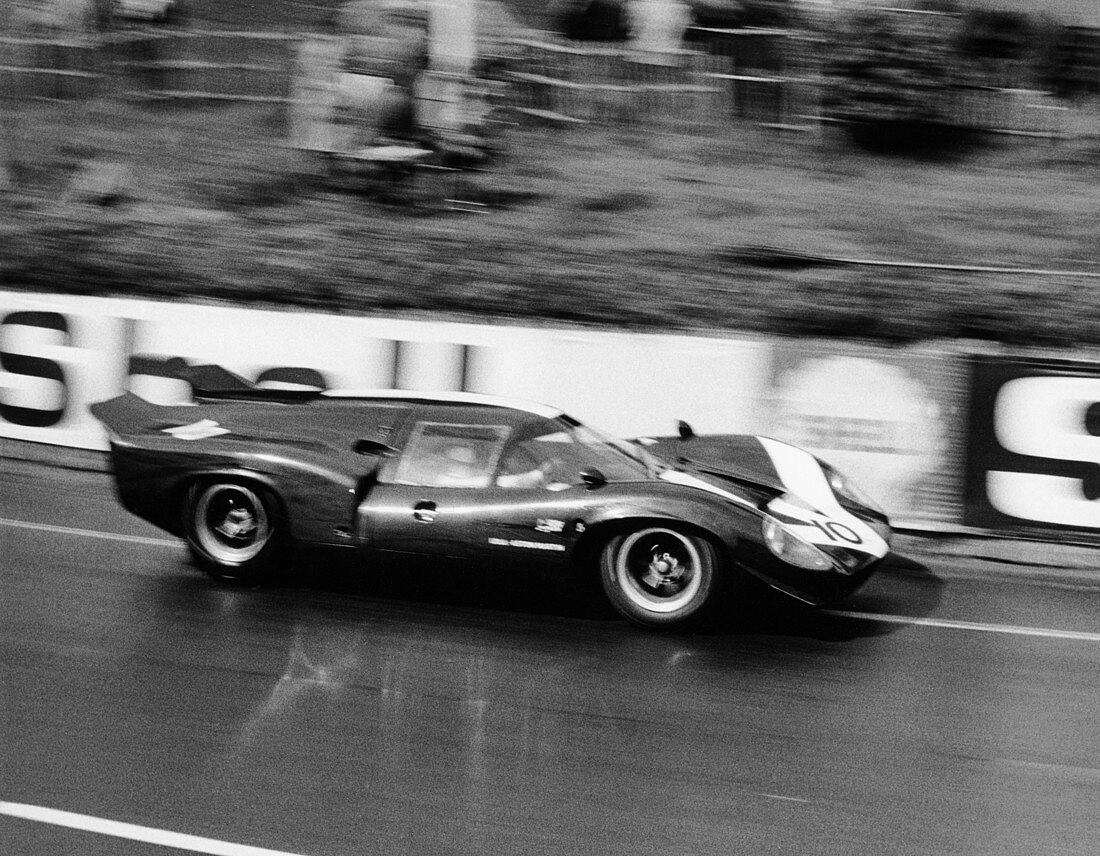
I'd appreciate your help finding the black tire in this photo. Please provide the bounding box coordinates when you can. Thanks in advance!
[184,480,283,584]
[599,526,722,630]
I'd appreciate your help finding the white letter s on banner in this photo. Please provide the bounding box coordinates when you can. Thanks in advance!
[988,377,1100,528]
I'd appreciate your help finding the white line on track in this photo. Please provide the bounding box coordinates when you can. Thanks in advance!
[4,516,1097,643]
[0,517,178,548]
[0,802,311,856]
[825,610,1100,643]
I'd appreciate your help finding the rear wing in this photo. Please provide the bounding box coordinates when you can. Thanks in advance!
[89,392,167,437]
[89,392,239,443]
[89,361,323,438]
[174,363,322,403]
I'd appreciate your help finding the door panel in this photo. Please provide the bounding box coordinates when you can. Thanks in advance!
[355,412,597,571]
[359,483,492,561]
[358,481,589,572]
[474,486,584,571]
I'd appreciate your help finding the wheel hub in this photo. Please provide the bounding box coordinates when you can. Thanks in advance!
[611,527,708,617]
[641,550,686,591]
[215,505,257,540]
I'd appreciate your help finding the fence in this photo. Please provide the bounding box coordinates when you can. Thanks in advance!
[1,30,296,103]
[0,36,101,99]
[503,30,812,130]
[0,26,1081,141]
[111,30,296,101]
[503,29,1071,137]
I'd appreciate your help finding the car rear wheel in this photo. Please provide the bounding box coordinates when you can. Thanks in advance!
[185,480,282,584]
[600,526,722,630]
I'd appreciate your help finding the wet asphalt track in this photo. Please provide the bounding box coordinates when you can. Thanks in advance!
[2,458,1100,856]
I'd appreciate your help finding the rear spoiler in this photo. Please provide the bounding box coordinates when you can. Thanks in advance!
[134,358,324,403]
[90,360,326,435]
[89,392,165,436]
[181,362,323,402]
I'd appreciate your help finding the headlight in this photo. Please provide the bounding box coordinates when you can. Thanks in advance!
[822,463,882,514]
[762,517,834,571]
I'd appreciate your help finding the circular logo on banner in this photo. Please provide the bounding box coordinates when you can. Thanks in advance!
[771,356,946,513]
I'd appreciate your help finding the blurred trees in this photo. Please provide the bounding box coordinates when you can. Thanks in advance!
[821,5,1100,152]
[1038,24,1100,99]
[824,10,966,151]
[551,0,629,41]
[551,0,802,41]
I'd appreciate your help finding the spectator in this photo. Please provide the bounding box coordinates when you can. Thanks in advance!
[557,0,629,42]
[624,0,693,114]
[625,0,692,65]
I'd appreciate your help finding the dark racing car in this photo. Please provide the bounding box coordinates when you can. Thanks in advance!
[90,366,891,630]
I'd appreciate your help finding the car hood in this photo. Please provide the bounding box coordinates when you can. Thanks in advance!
[643,434,788,495]
[644,433,891,559]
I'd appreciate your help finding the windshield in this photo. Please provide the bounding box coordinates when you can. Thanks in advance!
[500,415,663,485]
[562,417,668,477]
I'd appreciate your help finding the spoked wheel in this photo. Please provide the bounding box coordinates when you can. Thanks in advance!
[185,481,281,584]
[600,526,722,630]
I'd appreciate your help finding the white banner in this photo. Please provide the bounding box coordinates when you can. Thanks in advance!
[473,329,772,439]
[0,291,771,451]
[0,290,966,525]
[0,295,127,449]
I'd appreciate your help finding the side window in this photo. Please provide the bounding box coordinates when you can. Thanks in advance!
[496,433,577,491]
[392,422,510,488]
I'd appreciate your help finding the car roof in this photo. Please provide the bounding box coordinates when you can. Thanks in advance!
[321,389,565,420]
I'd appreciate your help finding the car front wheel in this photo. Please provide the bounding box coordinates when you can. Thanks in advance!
[184,480,282,584]
[600,526,722,630]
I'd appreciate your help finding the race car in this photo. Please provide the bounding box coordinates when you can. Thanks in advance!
[90,364,891,630]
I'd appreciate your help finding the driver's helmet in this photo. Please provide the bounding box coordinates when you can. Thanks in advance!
[445,444,477,466]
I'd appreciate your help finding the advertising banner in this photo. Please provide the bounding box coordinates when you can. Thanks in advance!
[762,342,969,526]
[0,291,503,449]
[17,289,1056,534]
[964,354,1100,537]
[0,291,772,456]
[477,330,773,440]
[0,296,128,449]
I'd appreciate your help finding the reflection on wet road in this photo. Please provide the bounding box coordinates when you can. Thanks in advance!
[2,463,1099,856]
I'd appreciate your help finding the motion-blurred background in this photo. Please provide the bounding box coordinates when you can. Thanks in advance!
[1,0,1098,344]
